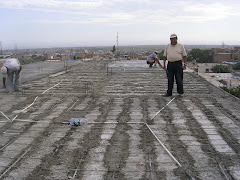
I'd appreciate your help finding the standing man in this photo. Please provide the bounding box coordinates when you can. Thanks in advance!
[147,51,162,68]
[1,58,22,93]
[163,34,187,96]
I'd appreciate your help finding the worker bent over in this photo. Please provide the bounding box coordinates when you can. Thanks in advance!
[147,51,162,68]
[1,58,22,93]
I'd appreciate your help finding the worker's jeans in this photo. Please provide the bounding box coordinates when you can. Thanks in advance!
[6,70,19,92]
[166,60,184,95]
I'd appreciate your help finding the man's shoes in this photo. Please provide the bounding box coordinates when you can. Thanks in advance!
[163,93,172,97]
[178,93,184,98]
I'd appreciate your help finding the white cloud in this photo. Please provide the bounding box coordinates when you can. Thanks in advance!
[0,0,103,10]
[1,0,240,25]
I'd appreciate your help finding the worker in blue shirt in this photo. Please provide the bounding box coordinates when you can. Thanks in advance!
[147,51,162,68]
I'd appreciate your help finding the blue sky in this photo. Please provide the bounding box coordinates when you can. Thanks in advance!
[0,0,240,49]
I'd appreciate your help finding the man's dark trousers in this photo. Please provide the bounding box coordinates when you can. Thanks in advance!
[166,60,184,96]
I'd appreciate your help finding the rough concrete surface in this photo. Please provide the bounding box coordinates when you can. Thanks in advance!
[0,60,239,180]
[198,72,240,88]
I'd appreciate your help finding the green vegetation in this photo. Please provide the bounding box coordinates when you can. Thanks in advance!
[221,86,240,98]
[187,48,213,63]
[158,50,164,60]
[20,54,45,65]
[20,59,35,65]
[211,64,231,73]
[232,62,240,70]
[31,54,45,61]
[112,45,116,54]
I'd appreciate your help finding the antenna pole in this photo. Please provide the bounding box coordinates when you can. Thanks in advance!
[0,41,2,55]
[117,32,119,47]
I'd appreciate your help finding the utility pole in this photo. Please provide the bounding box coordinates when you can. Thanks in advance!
[15,43,18,53]
[0,41,2,55]
[115,32,119,60]
[116,32,119,47]
[222,41,225,52]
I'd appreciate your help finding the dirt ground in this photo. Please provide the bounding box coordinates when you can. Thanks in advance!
[0,60,239,180]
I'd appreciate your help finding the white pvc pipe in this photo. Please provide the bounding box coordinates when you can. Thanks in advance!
[0,147,31,179]
[0,111,11,121]
[12,96,39,122]
[0,139,14,151]
[68,98,80,111]
[21,96,39,112]
[11,81,62,122]
[150,97,175,121]
[145,123,182,167]
[62,121,144,125]
[145,123,196,180]
[42,81,62,94]
[88,122,144,124]
[12,119,50,123]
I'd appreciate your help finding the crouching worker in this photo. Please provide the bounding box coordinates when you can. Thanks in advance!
[146,51,162,68]
[1,58,22,93]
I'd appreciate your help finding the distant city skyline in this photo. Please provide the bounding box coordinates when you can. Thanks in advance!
[1,0,240,49]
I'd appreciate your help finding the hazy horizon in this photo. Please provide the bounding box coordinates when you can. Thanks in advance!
[2,44,237,52]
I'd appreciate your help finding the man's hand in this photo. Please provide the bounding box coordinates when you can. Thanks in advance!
[183,63,186,70]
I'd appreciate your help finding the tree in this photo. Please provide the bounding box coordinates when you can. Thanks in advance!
[232,62,240,70]
[111,45,116,54]
[31,54,45,61]
[157,50,164,60]
[211,64,231,73]
[187,48,213,63]
[221,86,240,98]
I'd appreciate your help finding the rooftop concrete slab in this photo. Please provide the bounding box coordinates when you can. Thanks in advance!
[0,60,239,179]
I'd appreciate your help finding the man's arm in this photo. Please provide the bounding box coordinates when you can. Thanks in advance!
[163,45,168,71]
[183,56,187,70]
[156,58,163,67]
[17,65,22,78]
[163,56,167,71]
[181,44,187,70]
